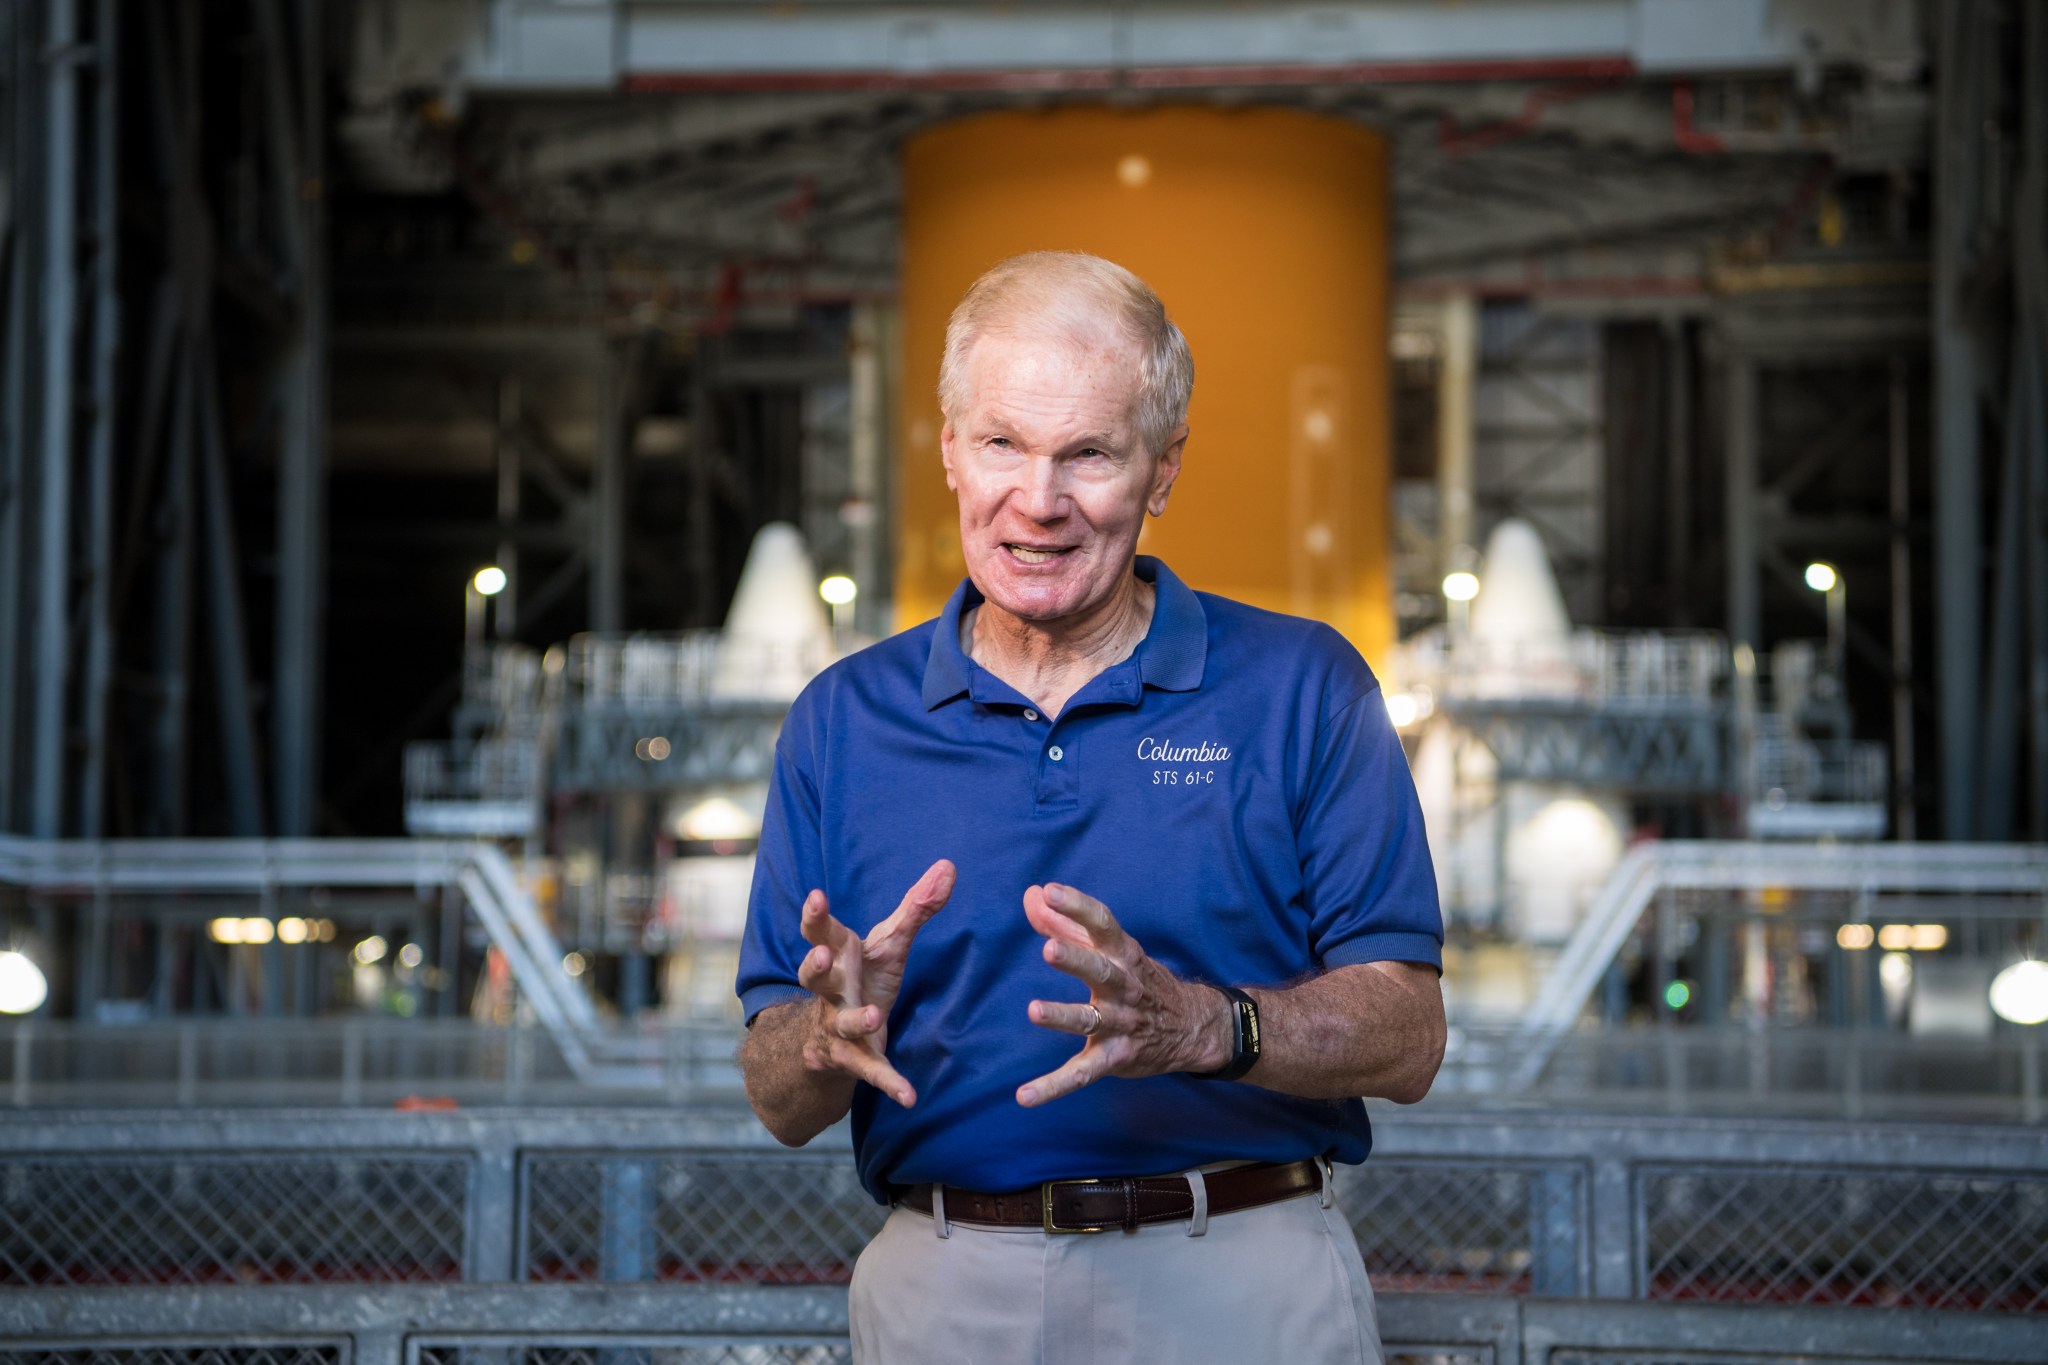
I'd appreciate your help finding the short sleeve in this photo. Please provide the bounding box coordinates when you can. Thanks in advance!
[1295,680,1444,972]
[735,715,825,1024]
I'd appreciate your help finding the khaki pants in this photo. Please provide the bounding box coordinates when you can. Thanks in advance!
[848,1179,1382,1364]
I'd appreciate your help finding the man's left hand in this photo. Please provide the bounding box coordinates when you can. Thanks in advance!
[1016,882,1225,1107]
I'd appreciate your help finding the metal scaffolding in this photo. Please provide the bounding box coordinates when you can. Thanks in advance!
[0,1,330,840]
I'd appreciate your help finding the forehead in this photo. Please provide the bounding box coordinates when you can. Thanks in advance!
[957,324,1143,423]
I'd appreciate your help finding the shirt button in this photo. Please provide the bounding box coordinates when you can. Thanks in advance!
[1023,709,1039,722]
[1048,745,1065,762]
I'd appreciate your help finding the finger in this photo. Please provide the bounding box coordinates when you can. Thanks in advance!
[829,1002,884,1038]
[1022,884,1093,948]
[1016,1049,1103,1108]
[872,859,956,944]
[1042,937,1120,991]
[798,889,841,949]
[1042,883,1127,946]
[796,942,836,994]
[834,1041,919,1108]
[1027,998,1104,1036]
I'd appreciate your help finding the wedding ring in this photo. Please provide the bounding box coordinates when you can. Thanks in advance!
[1081,1004,1102,1036]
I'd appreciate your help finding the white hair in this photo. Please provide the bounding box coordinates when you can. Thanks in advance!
[937,252,1194,456]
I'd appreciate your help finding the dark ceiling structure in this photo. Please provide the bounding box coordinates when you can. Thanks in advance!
[0,0,2040,841]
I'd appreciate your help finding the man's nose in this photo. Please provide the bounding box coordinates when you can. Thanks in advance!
[1014,458,1067,521]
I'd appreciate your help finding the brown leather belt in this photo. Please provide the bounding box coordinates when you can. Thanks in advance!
[898,1158,1322,1234]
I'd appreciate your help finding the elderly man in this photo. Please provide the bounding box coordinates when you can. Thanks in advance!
[736,251,1444,1363]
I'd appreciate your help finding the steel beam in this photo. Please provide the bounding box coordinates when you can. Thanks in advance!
[78,0,117,837]
[2020,0,2048,843]
[30,0,81,837]
[0,1,36,834]
[379,0,1917,93]
[1978,356,2028,840]
[495,377,521,635]
[1888,357,1916,840]
[1932,0,1984,839]
[1436,293,1477,577]
[271,0,329,837]
[1723,356,1759,651]
[149,353,196,836]
[196,344,268,834]
[590,344,626,633]
[1662,319,1693,626]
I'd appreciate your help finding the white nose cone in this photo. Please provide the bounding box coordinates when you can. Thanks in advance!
[713,523,834,700]
[1468,519,1574,695]
[1469,518,1571,645]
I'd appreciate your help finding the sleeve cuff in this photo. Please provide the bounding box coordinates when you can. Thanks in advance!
[739,983,810,1025]
[1319,930,1443,975]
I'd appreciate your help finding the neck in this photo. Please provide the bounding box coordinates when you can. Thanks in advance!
[964,572,1154,718]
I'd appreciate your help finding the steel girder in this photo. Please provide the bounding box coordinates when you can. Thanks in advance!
[0,2,331,839]
[1442,701,1728,794]
[551,705,788,792]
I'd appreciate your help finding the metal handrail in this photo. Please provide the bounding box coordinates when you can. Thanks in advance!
[0,836,626,1082]
[1511,840,2048,1086]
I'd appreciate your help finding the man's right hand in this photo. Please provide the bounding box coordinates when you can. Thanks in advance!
[794,858,955,1107]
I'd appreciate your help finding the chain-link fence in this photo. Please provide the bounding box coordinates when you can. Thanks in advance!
[0,1109,2042,1363]
[0,1154,469,1285]
[1640,1166,2048,1311]
[0,1352,344,1365]
[415,1349,847,1365]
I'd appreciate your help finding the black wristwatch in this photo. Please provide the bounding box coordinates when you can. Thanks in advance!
[1191,985,1262,1081]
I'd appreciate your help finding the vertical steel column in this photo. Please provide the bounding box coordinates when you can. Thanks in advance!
[1933,0,1985,839]
[599,1158,652,1282]
[30,0,80,837]
[1436,293,1478,577]
[0,1,36,833]
[1978,361,2028,840]
[79,0,118,836]
[465,1138,518,1281]
[687,343,718,625]
[197,345,268,834]
[1528,1167,1582,1296]
[847,304,884,633]
[496,377,521,636]
[1724,356,1760,651]
[1663,318,1693,627]
[272,0,329,836]
[1887,359,1917,840]
[2020,0,2048,842]
[590,341,627,633]
[150,353,197,834]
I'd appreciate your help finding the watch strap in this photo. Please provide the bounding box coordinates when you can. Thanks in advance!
[1191,985,1262,1081]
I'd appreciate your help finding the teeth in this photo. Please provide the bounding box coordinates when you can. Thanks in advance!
[1008,546,1063,564]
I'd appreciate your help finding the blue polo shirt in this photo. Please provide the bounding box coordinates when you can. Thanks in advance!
[737,557,1441,1204]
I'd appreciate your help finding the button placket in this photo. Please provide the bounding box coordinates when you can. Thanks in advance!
[1034,723,1079,809]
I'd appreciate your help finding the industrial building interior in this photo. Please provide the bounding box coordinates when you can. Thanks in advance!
[0,1,2044,1361]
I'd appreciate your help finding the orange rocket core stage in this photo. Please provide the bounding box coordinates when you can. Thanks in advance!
[895,104,1394,664]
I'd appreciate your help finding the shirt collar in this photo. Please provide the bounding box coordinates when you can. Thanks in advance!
[920,556,1208,710]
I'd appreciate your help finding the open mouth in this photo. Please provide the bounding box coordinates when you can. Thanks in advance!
[1004,544,1073,565]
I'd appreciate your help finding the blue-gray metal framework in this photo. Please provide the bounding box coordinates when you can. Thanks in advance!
[0,1,330,840]
[1933,0,2048,840]
[0,1108,2040,1363]
[4,835,2045,1119]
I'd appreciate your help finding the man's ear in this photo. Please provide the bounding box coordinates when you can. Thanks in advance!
[939,419,958,491]
[1147,423,1188,517]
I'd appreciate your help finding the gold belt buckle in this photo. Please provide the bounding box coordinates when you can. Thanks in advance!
[1041,1177,1115,1234]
